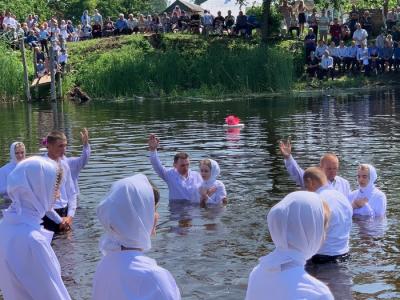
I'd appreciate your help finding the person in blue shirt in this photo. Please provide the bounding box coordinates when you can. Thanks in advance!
[114,13,128,35]
[393,42,400,71]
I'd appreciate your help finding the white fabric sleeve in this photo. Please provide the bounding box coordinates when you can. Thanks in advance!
[208,182,227,205]
[149,150,168,182]
[67,143,91,175]
[284,155,305,187]
[45,209,63,224]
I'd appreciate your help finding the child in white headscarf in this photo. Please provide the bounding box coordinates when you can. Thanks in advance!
[0,156,71,300]
[245,191,334,300]
[349,164,387,218]
[92,174,181,300]
[199,159,227,206]
[0,142,26,199]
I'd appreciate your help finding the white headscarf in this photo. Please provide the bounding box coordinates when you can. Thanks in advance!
[97,174,155,255]
[202,159,220,187]
[358,164,377,197]
[4,156,58,221]
[9,141,24,164]
[260,191,325,271]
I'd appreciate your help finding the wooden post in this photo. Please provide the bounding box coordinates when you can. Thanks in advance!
[20,39,31,102]
[56,72,62,100]
[33,48,38,98]
[49,45,56,102]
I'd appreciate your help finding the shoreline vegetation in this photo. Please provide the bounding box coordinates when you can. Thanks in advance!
[1,33,400,102]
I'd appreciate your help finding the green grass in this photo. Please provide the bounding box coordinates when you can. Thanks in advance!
[67,34,297,98]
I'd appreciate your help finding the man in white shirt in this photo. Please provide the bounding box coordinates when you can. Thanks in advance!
[336,40,347,73]
[353,22,368,46]
[148,134,202,202]
[319,50,334,80]
[279,138,351,197]
[303,167,352,264]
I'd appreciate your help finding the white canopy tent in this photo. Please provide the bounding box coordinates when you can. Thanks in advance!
[201,0,263,17]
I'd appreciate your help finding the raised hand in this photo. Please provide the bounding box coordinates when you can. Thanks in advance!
[148,134,160,151]
[80,128,89,145]
[279,138,292,159]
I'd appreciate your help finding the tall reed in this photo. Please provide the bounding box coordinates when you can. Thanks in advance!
[0,43,25,101]
[73,35,295,98]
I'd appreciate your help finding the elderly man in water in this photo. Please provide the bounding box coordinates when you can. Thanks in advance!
[279,139,351,197]
[148,134,202,202]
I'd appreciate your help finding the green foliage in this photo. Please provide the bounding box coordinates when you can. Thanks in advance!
[247,4,282,36]
[67,34,294,98]
[0,42,25,101]
[0,0,52,21]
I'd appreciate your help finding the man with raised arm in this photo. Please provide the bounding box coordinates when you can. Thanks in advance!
[279,139,351,197]
[148,134,202,202]
[303,167,353,264]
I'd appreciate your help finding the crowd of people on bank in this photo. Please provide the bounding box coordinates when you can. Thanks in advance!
[0,6,260,47]
[284,1,400,79]
[0,125,387,299]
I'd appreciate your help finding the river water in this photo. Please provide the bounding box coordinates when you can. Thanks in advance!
[0,89,399,300]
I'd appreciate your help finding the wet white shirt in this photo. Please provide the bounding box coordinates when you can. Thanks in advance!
[93,250,181,300]
[316,186,353,256]
[0,162,16,199]
[149,150,202,202]
[284,155,351,197]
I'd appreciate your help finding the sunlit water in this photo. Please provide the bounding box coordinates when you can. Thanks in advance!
[0,89,399,300]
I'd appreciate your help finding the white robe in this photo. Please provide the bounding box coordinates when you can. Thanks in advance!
[316,186,353,256]
[0,157,71,300]
[349,164,387,218]
[93,174,181,300]
[93,250,181,300]
[246,191,333,300]
[199,159,227,205]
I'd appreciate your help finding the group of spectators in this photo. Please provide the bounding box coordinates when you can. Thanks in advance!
[283,2,400,80]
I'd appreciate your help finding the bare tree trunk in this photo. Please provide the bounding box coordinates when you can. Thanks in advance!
[261,0,271,44]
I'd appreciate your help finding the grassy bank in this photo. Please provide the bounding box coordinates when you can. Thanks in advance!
[65,34,300,98]
[0,43,32,102]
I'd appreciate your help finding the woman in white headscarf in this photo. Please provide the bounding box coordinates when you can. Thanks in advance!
[198,159,227,206]
[349,164,387,218]
[245,191,334,300]
[0,142,26,199]
[0,156,71,300]
[92,174,181,300]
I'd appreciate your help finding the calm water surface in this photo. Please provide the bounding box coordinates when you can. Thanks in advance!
[0,89,399,300]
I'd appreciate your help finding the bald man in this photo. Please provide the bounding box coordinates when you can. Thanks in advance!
[279,139,351,197]
[303,167,353,264]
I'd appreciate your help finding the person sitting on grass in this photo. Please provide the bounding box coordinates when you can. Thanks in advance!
[380,41,394,72]
[319,50,334,80]
[315,39,328,62]
[114,13,128,35]
[345,40,358,72]
[235,11,248,36]
[357,42,370,75]
[225,10,235,34]
[336,40,347,73]
[307,51,320,78]
[368,41,380,74]
[328,41,339,71]
[103,17,114,37]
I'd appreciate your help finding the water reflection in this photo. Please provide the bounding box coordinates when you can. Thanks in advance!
[1,88,400,299]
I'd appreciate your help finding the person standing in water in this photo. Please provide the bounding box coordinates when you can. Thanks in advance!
[198,159,227,207]
[92,174,181,300]
[148,134,202,202]
[0,142,26,199]
[0,157,71,300]
[279,139,351,197]
[245,191,334,300]
[42,131,77,233]
[349,164,387,218]
[303,167,353,264]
